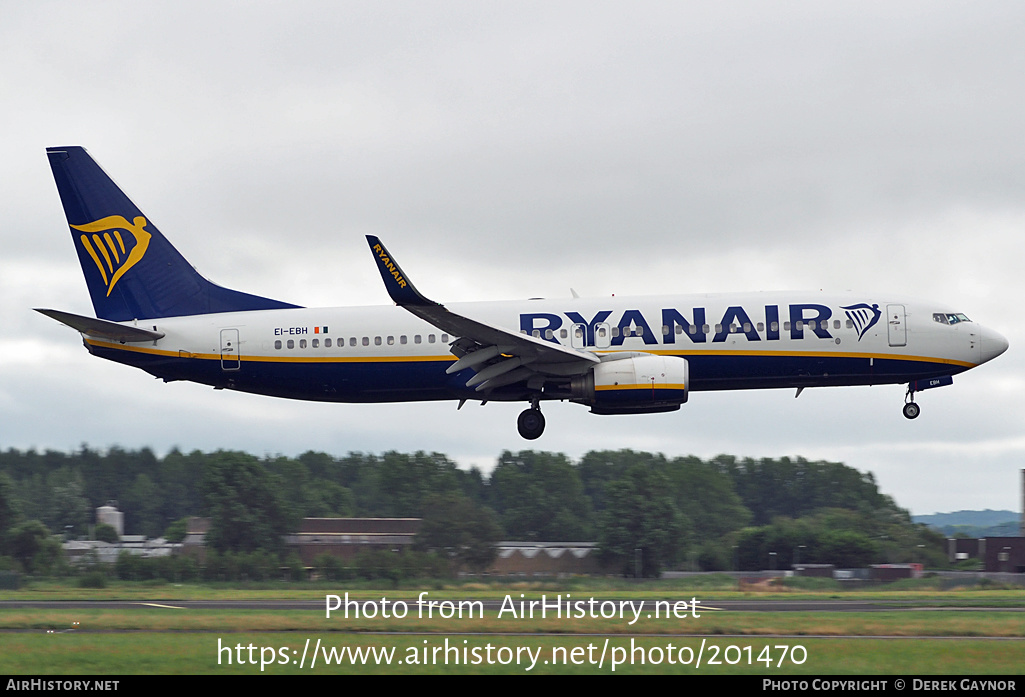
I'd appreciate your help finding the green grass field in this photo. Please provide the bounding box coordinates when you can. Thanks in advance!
[5,633,1024,675]
[2,579,1023,675]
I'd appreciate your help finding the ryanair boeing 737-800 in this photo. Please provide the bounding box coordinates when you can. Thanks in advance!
[38,146,1008,439]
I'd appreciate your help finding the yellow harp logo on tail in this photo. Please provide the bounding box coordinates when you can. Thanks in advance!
[71,216,152,297]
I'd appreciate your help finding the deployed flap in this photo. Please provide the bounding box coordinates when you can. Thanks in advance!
[35,308,165,342]
[365,236,597,391]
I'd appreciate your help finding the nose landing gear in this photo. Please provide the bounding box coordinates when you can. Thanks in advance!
[902,401,920,420]
[903,385,920,420]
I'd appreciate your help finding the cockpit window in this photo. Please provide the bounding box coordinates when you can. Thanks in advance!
[933,312,971,325]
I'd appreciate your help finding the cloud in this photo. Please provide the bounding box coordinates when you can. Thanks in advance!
[4,1,1024,516]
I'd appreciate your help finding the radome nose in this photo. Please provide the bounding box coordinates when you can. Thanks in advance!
[980,326,1009,364]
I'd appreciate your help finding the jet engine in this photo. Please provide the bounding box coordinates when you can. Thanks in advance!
[570,354,689,415]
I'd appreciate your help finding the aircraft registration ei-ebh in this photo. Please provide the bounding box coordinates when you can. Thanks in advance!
[38,146,1009,439]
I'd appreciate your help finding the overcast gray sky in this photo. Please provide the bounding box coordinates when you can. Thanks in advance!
[2,1,1023,515]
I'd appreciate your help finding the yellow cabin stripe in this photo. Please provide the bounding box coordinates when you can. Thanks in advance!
[596,384,687,391]
[84,338,977,368]
[84,339,452,362]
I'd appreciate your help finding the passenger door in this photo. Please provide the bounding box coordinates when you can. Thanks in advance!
[886,305,906,347]
[220,328,240,371]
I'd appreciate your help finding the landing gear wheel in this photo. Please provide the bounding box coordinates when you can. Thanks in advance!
[517,408,546,440]
[902,402,920,420]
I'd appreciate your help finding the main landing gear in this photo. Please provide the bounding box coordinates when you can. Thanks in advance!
[903,385,920,420]
[517,397,545,440]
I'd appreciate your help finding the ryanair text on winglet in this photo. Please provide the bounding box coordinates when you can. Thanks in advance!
[373,244,408,289]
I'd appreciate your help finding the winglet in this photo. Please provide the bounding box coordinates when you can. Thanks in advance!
[365,236,437,307]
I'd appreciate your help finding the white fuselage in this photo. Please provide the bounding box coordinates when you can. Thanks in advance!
[80,291,1006,403]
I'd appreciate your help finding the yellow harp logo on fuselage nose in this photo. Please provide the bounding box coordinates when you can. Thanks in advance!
[71,215,152,297]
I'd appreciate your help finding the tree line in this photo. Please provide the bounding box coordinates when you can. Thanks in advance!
[0,446,946,576]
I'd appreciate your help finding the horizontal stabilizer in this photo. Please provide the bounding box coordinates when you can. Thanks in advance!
[35,308,165,342]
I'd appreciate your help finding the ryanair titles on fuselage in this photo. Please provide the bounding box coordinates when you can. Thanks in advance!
[520,302,882,347]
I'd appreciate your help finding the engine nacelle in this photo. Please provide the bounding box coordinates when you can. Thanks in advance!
[571,354,689,415]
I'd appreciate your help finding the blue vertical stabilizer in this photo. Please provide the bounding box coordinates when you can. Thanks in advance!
[46,146,300,321]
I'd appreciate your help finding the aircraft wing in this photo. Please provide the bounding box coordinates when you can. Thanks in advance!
[35,308,165,343]
[366,236,598,393]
